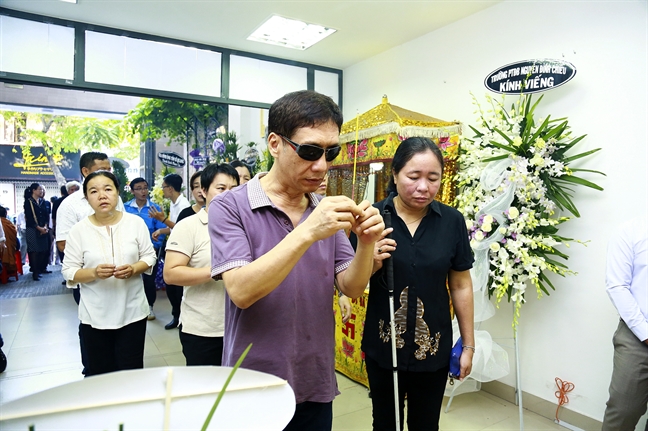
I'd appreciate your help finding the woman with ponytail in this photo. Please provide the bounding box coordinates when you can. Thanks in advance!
[23,183,49,281]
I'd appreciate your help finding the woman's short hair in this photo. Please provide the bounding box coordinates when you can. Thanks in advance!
[230,160,251,176]
[189,170,203,189]
[387,137,444,194]
[163,173,183,192]
[200,163,240,191]
[0,206,7,218]
[230,160,246,169]
[83,171,120,197]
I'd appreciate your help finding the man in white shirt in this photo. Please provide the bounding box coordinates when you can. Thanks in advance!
[56,152,124,260]
[149,173,190,330]
[602,217,648,430]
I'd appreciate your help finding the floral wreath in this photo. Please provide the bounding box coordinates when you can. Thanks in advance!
[455,93,604,326]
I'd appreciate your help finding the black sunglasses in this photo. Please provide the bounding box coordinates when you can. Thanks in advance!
[280,135,341,162]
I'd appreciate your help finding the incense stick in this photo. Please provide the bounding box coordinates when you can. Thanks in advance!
[110,227,115,265]
[163,368,173,431]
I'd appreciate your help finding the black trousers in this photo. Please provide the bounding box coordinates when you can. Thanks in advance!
[63,254,88,375]
[179,331,223,366]
[27,251,47,276]
[283,401,333,431]
[365,355,449,431]
[142,259,159,307]
[166,284,183,320]
[80,318,147,377]
[45,232,53,267]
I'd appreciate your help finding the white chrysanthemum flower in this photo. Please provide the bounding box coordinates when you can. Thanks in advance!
[508,207,520,219]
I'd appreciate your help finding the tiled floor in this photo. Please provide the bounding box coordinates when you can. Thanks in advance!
[0,280,565,430]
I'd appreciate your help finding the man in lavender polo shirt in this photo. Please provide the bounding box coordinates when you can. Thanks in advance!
[209,90,384,431]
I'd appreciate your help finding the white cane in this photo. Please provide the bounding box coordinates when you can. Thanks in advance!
[383,209,401,431]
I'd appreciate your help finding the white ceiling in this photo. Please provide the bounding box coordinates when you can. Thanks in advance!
[2,0,500,70]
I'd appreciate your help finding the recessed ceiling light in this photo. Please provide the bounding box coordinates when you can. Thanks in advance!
[247,15,336,51]
[58,0,78,3]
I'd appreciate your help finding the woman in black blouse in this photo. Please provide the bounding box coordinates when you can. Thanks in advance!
[23,183,50,281]
[363,137,475,431]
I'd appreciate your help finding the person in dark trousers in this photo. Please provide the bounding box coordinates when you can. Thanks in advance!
[56,152,121,375]
[357,137,475,431]
[53,181,82,285]
[150,173,190,330]
[209,90,384,431]
[61,171,156,376]
[52,185,68,266]
[164,164,239,366]
[23,183,49,281]
[124,178,167,321]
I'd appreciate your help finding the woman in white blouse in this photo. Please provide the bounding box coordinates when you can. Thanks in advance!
[62,171,156,376]
[164,163,239,366]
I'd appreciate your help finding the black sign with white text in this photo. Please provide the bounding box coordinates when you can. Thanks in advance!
[158,151,186,168]
[485,59,576,94]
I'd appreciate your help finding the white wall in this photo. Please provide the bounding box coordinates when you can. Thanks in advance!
[343,0,647,422]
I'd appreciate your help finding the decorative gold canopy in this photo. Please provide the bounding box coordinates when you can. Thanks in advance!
[339,95,461,144]
[329,96,462,206]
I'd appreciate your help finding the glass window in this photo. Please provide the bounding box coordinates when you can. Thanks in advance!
[85,31,222,97]
[228,105,268,160]
[229,55,307,104]
[314,70,340,105]
[0,16,74,80]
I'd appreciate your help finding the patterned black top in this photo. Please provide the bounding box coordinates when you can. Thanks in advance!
[360,193,474,372]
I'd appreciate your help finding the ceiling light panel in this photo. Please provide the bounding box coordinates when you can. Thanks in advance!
[247,15,336,51]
